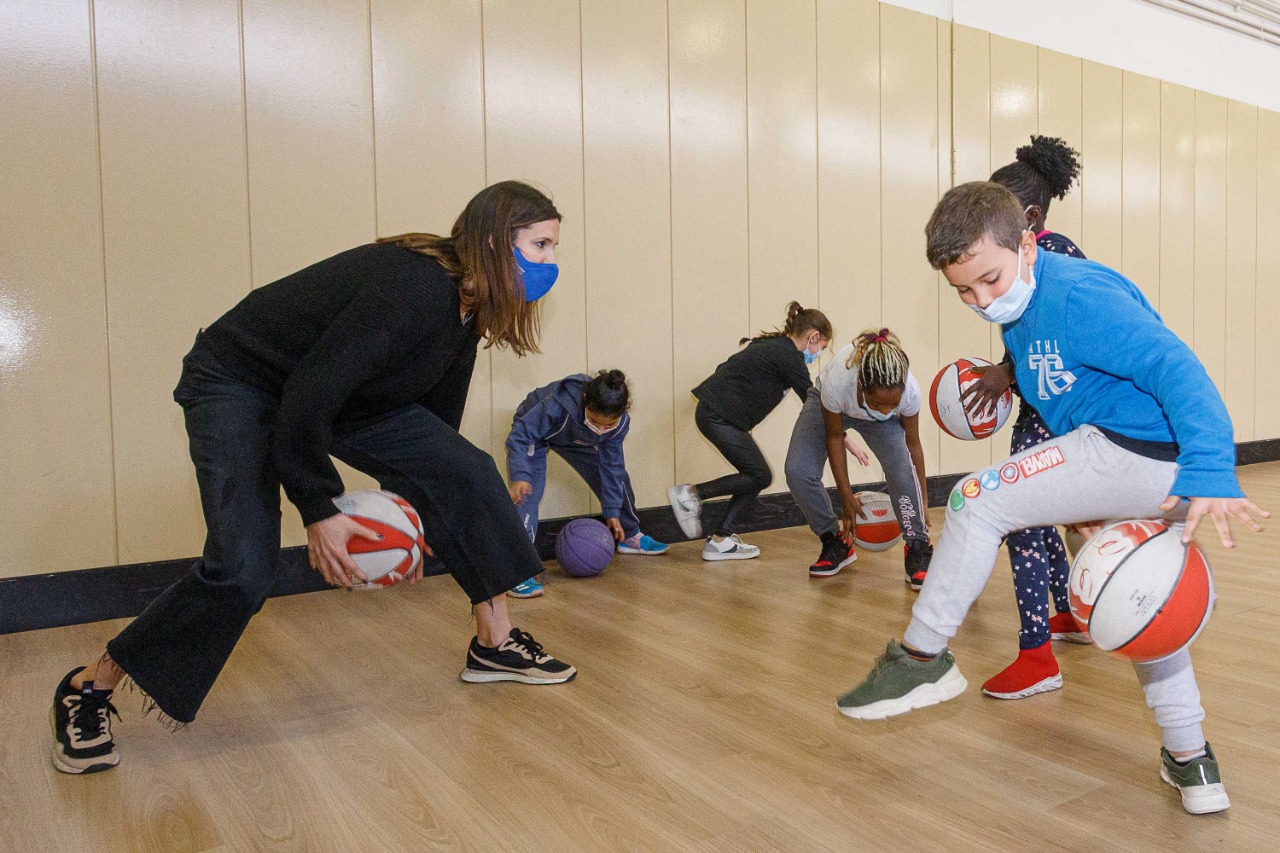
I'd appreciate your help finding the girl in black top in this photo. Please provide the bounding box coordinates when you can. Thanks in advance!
[668,302,832,560]
[50,182,577,775]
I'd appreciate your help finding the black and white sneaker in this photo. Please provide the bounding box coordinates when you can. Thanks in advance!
[460,629,577,685]
[904,540,933,591]
[810,531,857,577]
[50,667,120,774]
[702,534,761,561]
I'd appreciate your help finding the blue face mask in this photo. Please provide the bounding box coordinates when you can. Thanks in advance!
[514,247,559,302]
[803,348,820,366]
[970,243,1035,324]
[862,404,894,422]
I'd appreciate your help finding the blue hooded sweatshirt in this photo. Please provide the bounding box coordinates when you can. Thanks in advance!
[1002,249,1241,499]
[505,374,631,518]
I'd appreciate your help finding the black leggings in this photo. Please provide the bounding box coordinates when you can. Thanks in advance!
[694,401,772,536]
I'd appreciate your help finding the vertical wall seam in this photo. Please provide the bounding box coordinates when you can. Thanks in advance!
[579,0,588,378]
[744,0,751,338]
[87,0,120,565]
[238,0,255,290]
[666,0,678,486]
[480,0,493,448]
[367,0,379,238]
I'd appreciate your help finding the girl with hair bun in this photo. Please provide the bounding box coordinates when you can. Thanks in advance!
[506,369,669,597]
[785,328,932,584]
[964,135,1090,701]
[669,302,832,561]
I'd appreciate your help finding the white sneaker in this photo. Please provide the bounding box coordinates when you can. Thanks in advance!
[702,534,760,561]
[667,484,702,538]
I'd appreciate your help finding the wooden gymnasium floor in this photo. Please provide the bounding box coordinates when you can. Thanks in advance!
[3,463,1278,852]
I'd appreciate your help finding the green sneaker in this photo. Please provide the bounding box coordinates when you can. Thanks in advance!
[836,640,968,720]
[1160,744,1230,814]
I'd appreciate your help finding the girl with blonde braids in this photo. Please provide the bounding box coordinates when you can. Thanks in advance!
[785,328,933,584]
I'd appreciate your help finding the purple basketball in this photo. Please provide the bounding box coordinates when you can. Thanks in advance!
[555,518,615,577]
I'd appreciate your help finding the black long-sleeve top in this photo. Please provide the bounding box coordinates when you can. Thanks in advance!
[692,336,812,431]
[199,243,479,526]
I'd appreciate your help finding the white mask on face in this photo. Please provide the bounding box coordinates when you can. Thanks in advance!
[970,240,1036,325]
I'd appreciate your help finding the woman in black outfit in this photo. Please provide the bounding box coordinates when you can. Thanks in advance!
[668,302,832,561]
[50,181,576,776]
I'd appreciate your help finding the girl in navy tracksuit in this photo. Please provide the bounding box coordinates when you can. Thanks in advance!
[506,370,668,597]
[964,136,1091,700]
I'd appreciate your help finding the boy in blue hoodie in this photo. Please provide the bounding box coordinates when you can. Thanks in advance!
[834,182,1269,815]
[506,369,668,597]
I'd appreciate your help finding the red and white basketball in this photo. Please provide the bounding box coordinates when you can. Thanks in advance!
[332,489,427,589]
[929,356,1013,440]
[853,491,901,551]
[1068,519,1215,662]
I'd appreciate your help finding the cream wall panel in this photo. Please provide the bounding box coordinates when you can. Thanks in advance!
[581,0,673,509]
[370,0,490,451]
[746,0,819,493]
[669,0,750,490]
[482,0,589,521]
[880,5,940,476]
[817,0,885,484]
[1037,49,1082,243]
[986,35,1039,426]
[95,0,252,564]
[944,24,998,476]
[1159,83,1196,346]
[0,0,116,577]
[1193,93,1228,392]
[243,0,379,545]
[1121,72,1161,305]
[1253,110,1280,439]
[1224,100,1257,442]
[1080,62,1122,270]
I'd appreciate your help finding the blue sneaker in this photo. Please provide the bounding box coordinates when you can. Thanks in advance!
[617,533,669,555]
[508,577,544,598]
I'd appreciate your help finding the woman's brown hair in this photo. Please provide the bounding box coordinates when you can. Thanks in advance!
[740,301,833,346]
[378,180,561,357]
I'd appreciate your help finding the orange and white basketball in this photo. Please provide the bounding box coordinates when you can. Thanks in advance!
[332,489,427,588]
[1068,519,1214,662]
[929,356,1013,441]
[853,491,901,551]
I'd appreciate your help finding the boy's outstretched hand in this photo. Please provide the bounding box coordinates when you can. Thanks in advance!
[1162,495,1270,547]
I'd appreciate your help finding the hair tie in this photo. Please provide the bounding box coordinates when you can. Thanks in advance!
[874,334,887,342]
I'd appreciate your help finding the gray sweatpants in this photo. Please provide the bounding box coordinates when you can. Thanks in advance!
[904,425,1207,752]
[785,387,928,543]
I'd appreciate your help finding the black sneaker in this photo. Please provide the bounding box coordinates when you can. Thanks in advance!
[50,667,120,774]
[810,531,857,578]
[460,629,577,685]
[904,540,933,591]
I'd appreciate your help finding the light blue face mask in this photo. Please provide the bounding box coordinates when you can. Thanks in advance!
[861,404,894,422]
[514,246,559,302]
[970,242,1035,324]
[804,348,820,366]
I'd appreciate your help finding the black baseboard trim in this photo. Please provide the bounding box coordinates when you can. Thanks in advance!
[5,438,1277,635]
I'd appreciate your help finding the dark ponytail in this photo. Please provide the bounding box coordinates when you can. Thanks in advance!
[989,135,1081,218]
[583,369,630,416]
[741,301,834,346]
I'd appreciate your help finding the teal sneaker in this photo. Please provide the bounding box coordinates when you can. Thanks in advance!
[617,533,669,555]
[836,640,968,720]
[508,577,544,599]
[1160,744,1230,814]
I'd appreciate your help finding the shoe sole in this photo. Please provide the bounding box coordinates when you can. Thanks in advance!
[810,553,857,578]
[981,673,1064,700]
[906,577,925,591]
[507,589,544,599]
[49,706,119,775]
[667,487,702,539]
[459,668,576,685]
[703,550,760,561]
[1159,766,1231,814]
[837,666,968,720]
[1051,631,1092,644]
[617,546,669,555]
